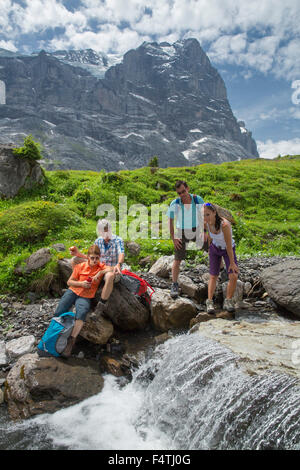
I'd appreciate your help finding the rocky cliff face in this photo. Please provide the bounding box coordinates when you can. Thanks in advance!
[0,144,45,198]
[0,39,259,171]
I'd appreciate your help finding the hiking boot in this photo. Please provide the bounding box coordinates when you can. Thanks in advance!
[206,299,215,314]
[170,282,179,299]
[61,336,76,358]
[223,298,235,312]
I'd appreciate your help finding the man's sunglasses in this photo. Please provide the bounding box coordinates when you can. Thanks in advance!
[176,189,187,195]
[89,256,100,260]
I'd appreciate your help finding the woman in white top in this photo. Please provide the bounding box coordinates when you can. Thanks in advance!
[203,202,239,314]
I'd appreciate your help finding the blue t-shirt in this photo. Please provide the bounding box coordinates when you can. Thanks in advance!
[167,194,204,229]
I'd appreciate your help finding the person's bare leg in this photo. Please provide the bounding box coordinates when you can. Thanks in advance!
[226,273,238,299]
[70,319,84,338]
[208,275,218,300]
[101,272,114,300]
[172,259,181,283]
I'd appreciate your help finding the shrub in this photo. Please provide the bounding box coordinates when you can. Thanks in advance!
[13,135,43,161]
[149,156,159,167]
[0,201,82,254]
[74,188,91,204]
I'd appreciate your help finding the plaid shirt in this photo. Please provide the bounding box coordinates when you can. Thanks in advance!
[94,234,125,266]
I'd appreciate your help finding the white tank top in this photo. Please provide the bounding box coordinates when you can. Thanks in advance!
[207,221,235,249]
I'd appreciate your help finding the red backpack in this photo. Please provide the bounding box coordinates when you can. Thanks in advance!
[121,269,155,305]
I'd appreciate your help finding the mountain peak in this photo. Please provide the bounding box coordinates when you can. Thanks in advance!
[0,38,258,171]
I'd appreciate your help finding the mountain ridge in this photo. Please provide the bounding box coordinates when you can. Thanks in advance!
[0,38,259,171]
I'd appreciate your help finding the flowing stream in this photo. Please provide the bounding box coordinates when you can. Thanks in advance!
[1,332,300,450]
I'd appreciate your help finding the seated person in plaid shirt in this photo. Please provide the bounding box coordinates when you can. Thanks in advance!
[70,219,125,282]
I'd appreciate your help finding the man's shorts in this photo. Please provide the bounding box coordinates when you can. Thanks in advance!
[54,289,91,322]
[209,243,238,276]
[174,227,203,261]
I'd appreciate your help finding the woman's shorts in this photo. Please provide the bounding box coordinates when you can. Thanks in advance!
[209,243,238,276]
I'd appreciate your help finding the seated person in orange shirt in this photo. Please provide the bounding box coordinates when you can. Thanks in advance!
[54,244,113,358]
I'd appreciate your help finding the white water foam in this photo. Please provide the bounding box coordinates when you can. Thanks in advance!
[31,374,174,450]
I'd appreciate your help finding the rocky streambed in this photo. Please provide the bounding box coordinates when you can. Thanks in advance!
[0,255,299,424]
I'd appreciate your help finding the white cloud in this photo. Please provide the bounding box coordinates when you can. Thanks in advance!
[0,40,17,52]
[0,0,300,79]
[10,0,86,35]
[257,138,300,158]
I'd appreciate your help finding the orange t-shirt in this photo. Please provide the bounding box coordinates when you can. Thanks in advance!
[69,261,109,298]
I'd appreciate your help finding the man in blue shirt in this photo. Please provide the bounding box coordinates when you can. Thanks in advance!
[167,180,205,298]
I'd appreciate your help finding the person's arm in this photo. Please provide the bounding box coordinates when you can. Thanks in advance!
[69,245,88,260]
[204,222,212,246]
[113,239,125,274]
[222,223,239,273]
[92,265,114,282]
[114,253,125,274]
[169,217,182,249]
[67,270,91,289]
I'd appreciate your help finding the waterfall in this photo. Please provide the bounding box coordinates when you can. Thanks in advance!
[0,332,299,450]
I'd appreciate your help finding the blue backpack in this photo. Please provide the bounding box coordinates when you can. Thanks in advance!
[37,312,75,357]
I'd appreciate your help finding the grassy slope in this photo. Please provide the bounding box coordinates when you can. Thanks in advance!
[0,156,299,294]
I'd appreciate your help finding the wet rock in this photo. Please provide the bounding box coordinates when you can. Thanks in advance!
[154,332,172,345]
[197,319,300,379]
[260,260,300,318]
[5,353,104,420]
[190,312,215,328]
[151,288,197,332]
[99,354,131,377]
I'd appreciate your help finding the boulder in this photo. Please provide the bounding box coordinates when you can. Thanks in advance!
[5,353,104,420]
[57,258,72,284]
[5,335,35,359]
[222,280,244,307]
[52,243,66,252]
[190,312,215,328]
[151,287,197,331]
[196,319,300,380]
[260,260,300,317]
[139,255,153,267]
[178,274,207,302]
[0,145,45,199]
[0,340,8,367]
[99,355,131,377]
[80,313,114,344]
[96,283,150,331]
[149,255,175,278]
[15,248,51,275]
[126,241,141,256]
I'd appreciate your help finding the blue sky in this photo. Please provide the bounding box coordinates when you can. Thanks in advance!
[1,0,300,158]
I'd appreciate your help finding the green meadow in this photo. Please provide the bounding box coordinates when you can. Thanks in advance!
[0,155,299,295]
